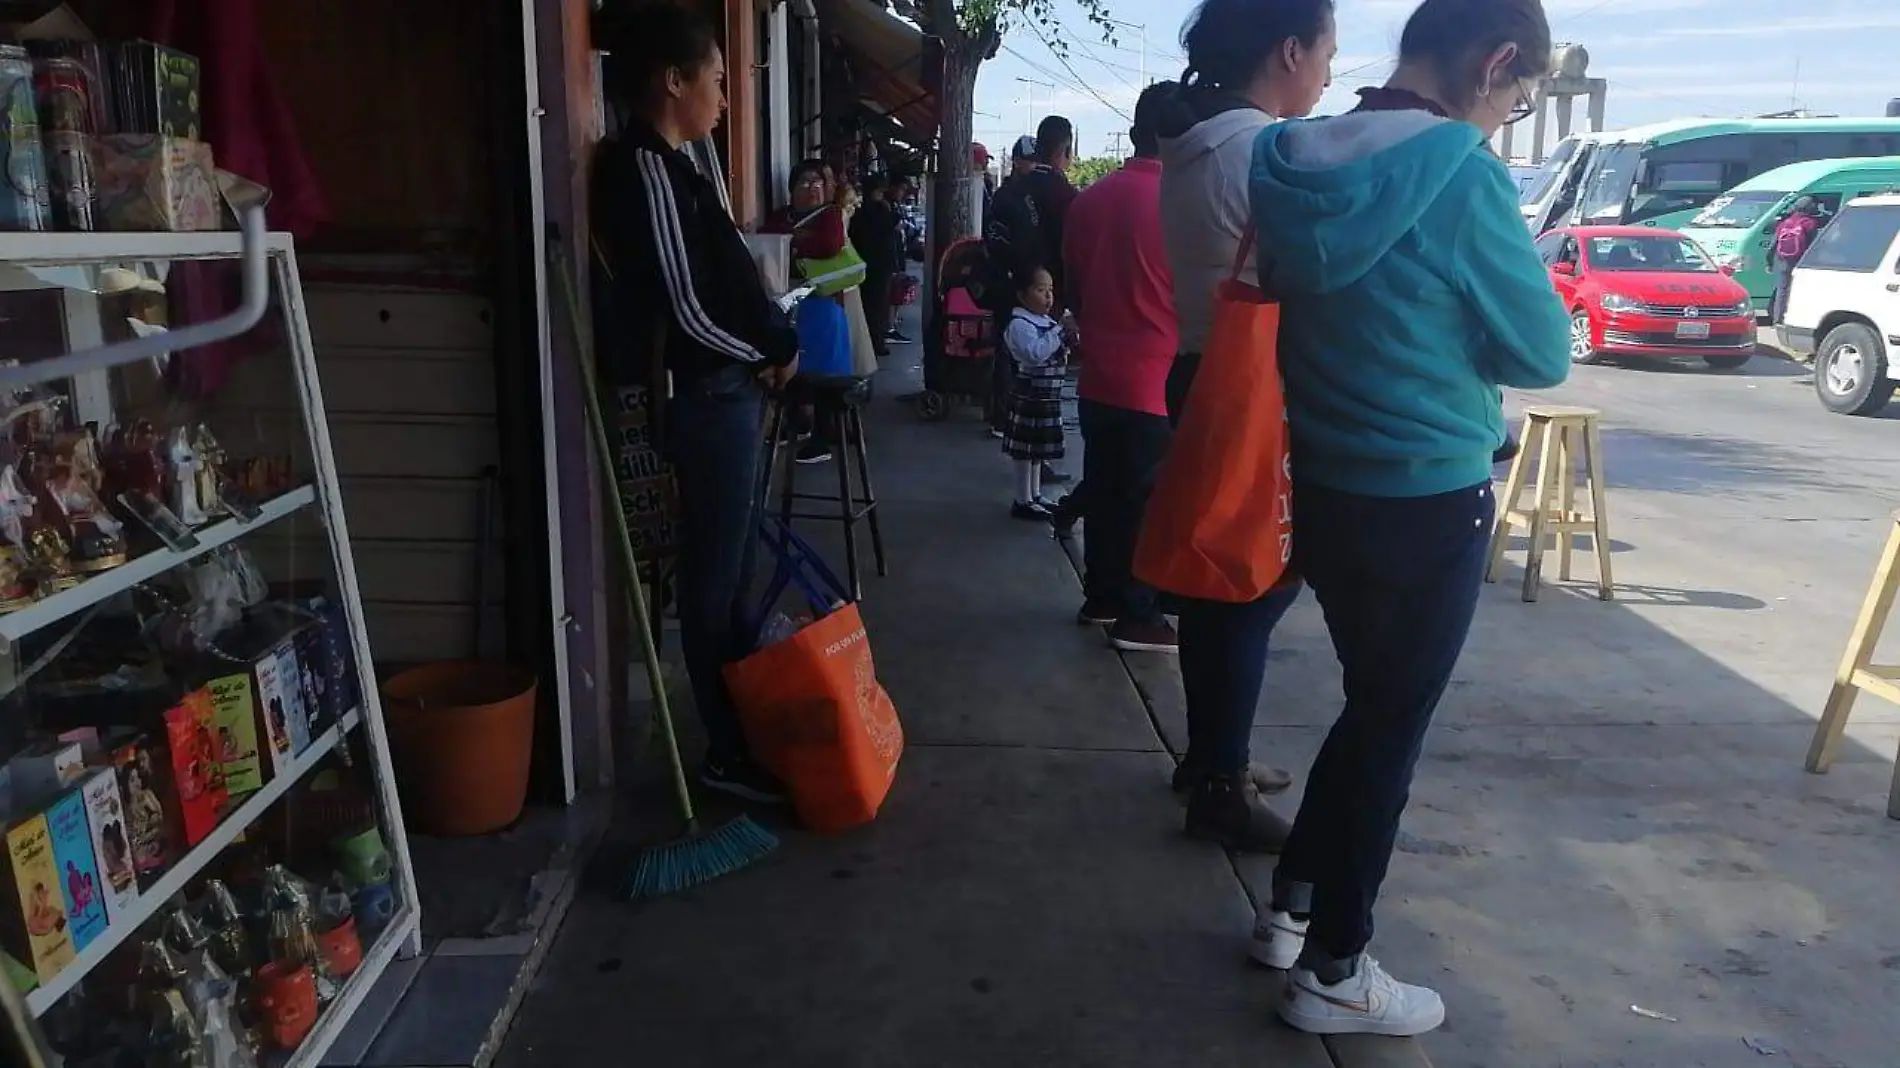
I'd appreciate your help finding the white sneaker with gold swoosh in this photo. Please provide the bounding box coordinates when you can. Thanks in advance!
[1279,955,1446,1036]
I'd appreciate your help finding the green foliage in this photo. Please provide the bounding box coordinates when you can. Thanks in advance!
[1066,156,1119,188]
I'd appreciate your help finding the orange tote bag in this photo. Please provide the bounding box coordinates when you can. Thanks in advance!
[1132,230,1294,602]
[725,521,904,832]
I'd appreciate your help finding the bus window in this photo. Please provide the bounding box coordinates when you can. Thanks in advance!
[1628,160,1730,222]
[1519,139,1579,207]
[1578,144,1640,222]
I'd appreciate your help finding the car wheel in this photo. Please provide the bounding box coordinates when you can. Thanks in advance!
[1569,310,1604,365]
[1814,322,1897,416]
[1703,353,1752,370]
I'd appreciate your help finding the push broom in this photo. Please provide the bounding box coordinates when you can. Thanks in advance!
[552,249,779,899]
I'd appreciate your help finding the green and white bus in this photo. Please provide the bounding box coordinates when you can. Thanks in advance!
[1520,117,1900,235]
[1678,157,1900,314]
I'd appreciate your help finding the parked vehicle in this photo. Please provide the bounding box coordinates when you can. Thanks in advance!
[1778,192,1900,415]
[1536,225,1756,368]
[1680,157,1900,315]
[1523,117,1900,235]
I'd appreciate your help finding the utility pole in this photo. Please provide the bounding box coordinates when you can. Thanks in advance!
[1107,131,1125,159]
[1015,76,1055,134]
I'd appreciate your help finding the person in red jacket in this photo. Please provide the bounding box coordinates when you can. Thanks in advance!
[1062,83,1183,655]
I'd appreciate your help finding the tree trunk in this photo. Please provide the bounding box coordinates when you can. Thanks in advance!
[931,42,984,249]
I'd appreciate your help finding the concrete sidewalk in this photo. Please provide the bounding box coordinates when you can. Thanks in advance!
[495,322,1415,1066]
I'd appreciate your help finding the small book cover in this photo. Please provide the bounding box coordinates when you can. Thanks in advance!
[78,769,137,926]
[161,690,229,847]
[293,625,332,738]
[204,670,264,795]
[251,649,293,775]
[43,791,106,953]
[273,639,313,756]
[107,735,177,891]
[0,814,75,982]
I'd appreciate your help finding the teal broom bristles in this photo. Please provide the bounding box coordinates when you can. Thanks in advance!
[553,250,779,900]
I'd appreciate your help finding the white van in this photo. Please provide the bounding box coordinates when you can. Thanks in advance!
[1779,192,1900,415]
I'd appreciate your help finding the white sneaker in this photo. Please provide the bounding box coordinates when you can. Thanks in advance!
[1247,910,1307,970]
[1279,955,1446,1037]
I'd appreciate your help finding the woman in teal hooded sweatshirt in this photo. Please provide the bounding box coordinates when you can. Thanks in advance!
[1244,0,1570,1040]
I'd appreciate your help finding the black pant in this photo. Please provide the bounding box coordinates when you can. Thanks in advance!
[1771,259,1797,325]
[863,272,893,357]
[1078,399,1169,622]
[1272,479,1494,962]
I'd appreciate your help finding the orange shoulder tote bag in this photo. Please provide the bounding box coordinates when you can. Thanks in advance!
[1132,229,1294,602]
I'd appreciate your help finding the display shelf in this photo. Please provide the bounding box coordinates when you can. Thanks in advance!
[0,229,293,268]
[0,486,318,644]
[24,707,364,1017]
[286,905,420,1068]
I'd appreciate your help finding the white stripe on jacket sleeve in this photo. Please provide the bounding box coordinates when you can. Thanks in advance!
[634,149,762,363]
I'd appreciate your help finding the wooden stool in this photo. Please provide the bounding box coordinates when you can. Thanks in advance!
[1485,404,1614,602]
[1805,512,1900,817]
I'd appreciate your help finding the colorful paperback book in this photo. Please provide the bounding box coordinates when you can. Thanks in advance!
[274,639,313,755]
[43,791,105,953]
[1,814,75,982]
[251,650,293,776]
[79,769,137,926]
[205,671,264,795]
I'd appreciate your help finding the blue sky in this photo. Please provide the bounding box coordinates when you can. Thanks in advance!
[971,0,1900,159]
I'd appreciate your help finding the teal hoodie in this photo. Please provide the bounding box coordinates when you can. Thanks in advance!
[1250,111,1570,498]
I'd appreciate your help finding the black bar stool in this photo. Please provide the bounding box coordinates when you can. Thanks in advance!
[763,375,887,600]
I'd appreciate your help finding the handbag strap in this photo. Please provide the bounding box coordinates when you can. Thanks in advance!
[744,517,853,645]
[1229,226,1278,293]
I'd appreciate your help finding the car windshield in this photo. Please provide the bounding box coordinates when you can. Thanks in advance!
[1690,191,1788,229]
[1578,144,1641,222]
[1519,139,1579,206]
[1585,234,1718,272]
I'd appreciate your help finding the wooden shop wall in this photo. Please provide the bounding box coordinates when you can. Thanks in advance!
[85,0,518,668]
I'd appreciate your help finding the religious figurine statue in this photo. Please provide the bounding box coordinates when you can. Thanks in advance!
[44,435,127,573]
[192,424,229,518]
[168,427,208,527]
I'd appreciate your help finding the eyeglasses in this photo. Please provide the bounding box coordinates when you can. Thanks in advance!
[1504,77,1538,126]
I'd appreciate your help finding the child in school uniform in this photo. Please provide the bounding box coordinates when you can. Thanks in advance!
[1001,263,1072,520]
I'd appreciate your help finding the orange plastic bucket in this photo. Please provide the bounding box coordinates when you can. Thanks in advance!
[381,661,538,836]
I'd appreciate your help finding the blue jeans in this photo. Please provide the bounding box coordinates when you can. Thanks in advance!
[1272,480,1494,962]
[1163,350,1303,776]
[665,365,768,764]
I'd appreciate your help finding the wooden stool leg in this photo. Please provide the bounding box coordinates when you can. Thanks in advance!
[1520,423,1564,603]
[1486,417,1542,583]
[1807,518,1900,773]
[1582,417,1615,601]
[1557,423,1576,582]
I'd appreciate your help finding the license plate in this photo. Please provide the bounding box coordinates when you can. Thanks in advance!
[1676,321,1711,339]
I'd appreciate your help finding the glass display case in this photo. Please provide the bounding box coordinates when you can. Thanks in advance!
[0,219,419,1068]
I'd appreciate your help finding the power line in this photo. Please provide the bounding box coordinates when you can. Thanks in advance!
[1022,17,1133,120]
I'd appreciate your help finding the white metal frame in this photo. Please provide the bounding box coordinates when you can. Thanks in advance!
[0,230,423,1066]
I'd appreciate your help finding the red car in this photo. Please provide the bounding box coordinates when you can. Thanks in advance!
[1537,225,1756,369]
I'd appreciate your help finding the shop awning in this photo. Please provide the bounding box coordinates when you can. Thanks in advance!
[815,0,941,143]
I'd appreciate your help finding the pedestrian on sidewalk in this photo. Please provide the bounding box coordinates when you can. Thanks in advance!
[1062,83,1182,654]
[1001,264,1071,519]
[985,119,1080,492]
[1248,0,1569,1037]
[762,159,852,465]
[591,3,799,804]
[850,173,903,359]
[1154,0,1335,852]
[1771,196,1821,324]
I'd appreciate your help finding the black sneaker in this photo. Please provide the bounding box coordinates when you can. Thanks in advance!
[886,329,912,343]
[1076,597,1119,626]
[1049,494,1082,539]
[795,440,834,465]
[1011,499,1055,521]
[701,757,788,804]
[1107,617,1179,654]
[1184,774,1292,854]
[1041,463,1073,485]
